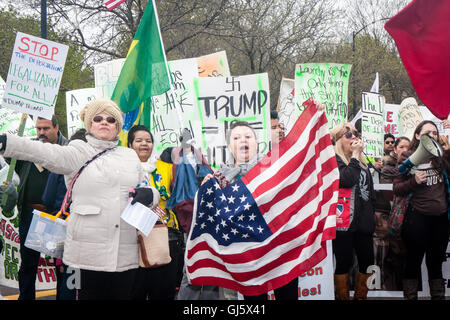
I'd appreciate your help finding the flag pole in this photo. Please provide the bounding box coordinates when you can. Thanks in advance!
[151,0,185,132]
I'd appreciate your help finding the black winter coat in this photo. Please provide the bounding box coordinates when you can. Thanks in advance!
[336,155,376,235]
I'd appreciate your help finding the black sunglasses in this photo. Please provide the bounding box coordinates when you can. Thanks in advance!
[93,115,116,124]
[344,131,360,139]
[385,140,395,145]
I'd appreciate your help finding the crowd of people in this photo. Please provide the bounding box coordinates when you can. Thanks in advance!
[0,97,448,300]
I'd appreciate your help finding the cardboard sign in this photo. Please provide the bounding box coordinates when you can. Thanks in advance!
[65,88,97,137]
[361,92,385,157]
[295,63,352,130]
[3,32,68,119]
[194,73,271,167]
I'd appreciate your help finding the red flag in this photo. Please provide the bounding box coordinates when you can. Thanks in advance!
[104,0,126,11]
[384,0,450,120]
[186,100,339,296]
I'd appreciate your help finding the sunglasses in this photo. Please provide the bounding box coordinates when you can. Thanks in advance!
[93,115,116,124]
[385,140,395,145]
[343,131,360,139]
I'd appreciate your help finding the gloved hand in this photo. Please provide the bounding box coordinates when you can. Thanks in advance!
[0,134,7,152]
[0,182,18,213]
[130,187,155,208]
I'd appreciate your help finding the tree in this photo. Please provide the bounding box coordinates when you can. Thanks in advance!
[0,6,93,137]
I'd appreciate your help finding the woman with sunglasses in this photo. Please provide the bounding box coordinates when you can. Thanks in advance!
[330,123,376,300]
[126,125,183,300]
[0,98,160,300]
[393,120,450,300]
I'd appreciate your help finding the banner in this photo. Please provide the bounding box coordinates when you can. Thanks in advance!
[361,92,385,158]
[94,58,125,99]
[0,167,57,290]
[3,32,68,119]
[65,88,97,137]
[150,58,201,155]
[276,78,297,134]
[194,73,271,167]
[295,63,352,129]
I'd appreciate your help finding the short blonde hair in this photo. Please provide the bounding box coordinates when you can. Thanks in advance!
[330,122,367,169]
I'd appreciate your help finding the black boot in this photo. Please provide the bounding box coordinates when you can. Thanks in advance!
[403,279,418,300]
[428,279,445,300]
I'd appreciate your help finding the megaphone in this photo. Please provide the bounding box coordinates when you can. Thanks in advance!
[398,134,443,174]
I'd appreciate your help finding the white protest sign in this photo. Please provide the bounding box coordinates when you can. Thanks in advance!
[276,78,297,134]
[65,88,97,137]
[295,63,352,130]
[3,32,68,119]
[384,104,450,140]
[150,58,201,155]
[197,51,230,77]
[361,92,385,157]
[94,59,125,99]
[194,74,271,167]
[0,76,35,137]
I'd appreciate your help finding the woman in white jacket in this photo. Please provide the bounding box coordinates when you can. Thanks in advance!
[0,99,159,300]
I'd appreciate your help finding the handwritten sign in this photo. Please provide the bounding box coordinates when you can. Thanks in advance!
[361,92,385,157]
[194,73,271,167]
[276,78,297,134]
[65,88,97,137]
[295,63,352,129]
[2,32,68,119]
[398,99,424,140]
[384,104,450,140]
[197,51,230,77]
[0,76,35,136]
[94,58,125,99]
[150,58,201,155]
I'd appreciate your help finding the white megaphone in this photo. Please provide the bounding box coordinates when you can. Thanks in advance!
[398,134,443,174]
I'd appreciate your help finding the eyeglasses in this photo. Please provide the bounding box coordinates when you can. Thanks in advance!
[385,140,395,145]
[93,115,116,124]
[344,131,360,139]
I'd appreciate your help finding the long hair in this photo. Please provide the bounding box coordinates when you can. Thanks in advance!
[408,120,439,152]
[330,123,367,169]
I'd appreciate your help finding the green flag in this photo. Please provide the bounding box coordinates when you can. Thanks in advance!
[111,0,171,113]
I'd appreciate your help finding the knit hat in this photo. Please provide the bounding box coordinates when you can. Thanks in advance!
[80,98,123,133]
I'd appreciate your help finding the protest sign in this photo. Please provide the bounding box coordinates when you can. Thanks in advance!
[197,51,230,77]
[0,168,57,290]
[398,100,424,140]
[94,59,125,99]
[295,63,352,129]
[361,92,385,158]
[150,58,202,154]
[194,73,271,167]
[65,88,97,137]
[384,104,450,140]
[0,76,35,137]
[2,32,68,119]
[276,78,298,134]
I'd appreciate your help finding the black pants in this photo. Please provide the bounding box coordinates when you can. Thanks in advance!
[78,268,137,300]
[18,206,41,300]
[243,277,299,300]
[132,237,183,300]
[333,230,374,274]
[401,208,448,280]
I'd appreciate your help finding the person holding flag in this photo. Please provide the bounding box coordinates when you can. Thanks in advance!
[190,99,333,299]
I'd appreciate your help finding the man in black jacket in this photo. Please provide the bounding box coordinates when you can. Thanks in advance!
[7,115,68,300]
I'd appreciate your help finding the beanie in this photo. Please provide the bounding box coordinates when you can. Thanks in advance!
[80,99,123,134]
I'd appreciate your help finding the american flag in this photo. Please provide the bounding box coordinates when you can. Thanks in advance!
[104,0,126,11]
[185,100,340,296]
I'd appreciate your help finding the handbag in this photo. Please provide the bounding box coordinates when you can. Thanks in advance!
[137,223,172,268]
[388,193,412,236]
